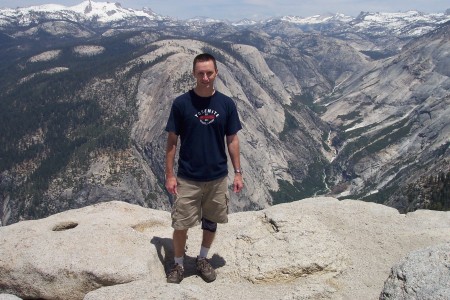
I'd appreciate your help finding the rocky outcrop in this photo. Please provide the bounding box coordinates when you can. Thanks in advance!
[322,22,450,204]
[380,243,450,300]
[0,295,21,300]
[0,201,168,300]
[1,198,449,299]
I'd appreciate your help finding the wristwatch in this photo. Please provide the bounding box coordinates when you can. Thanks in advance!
[234,168,243,175]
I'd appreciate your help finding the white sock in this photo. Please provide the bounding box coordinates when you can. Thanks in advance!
[174,256,184,267]
[199,246,209,258]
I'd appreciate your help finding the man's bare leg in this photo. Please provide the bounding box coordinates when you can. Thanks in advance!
[167,229,188,283]
[201,229,215,249]
[173,229,188,259]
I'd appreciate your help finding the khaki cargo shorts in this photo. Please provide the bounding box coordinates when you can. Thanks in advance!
[171,176,229,230]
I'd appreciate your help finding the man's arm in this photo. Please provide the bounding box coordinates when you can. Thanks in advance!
[165,132,178,195]
[226,134,244,193]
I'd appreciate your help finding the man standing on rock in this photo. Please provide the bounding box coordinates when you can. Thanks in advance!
[164,53,244,283]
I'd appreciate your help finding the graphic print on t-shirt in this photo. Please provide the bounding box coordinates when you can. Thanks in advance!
[194,108,220,125]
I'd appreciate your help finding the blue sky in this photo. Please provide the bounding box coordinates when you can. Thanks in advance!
[3,0,450,21]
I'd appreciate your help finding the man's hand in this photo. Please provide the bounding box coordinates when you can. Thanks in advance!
[165,176,178,195]
[233,174,244,193]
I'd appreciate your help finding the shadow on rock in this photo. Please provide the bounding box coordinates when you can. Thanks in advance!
[150,236,173,273]
[150,236,227,278]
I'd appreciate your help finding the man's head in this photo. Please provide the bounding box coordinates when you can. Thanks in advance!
[193,53,217,72]
[192,53,218,91]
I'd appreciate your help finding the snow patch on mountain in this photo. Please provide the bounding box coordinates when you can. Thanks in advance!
[0,0,167,27]
[232,19,258,26]
[351,11,450,36]
[68,1,163,23]
[276,10,450,38]
[281,13,353,24]
[1,2,449,33]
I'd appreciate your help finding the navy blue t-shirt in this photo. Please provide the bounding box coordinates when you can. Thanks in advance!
[165,90,242,181]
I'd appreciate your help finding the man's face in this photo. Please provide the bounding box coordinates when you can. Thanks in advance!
[193,60,218,88]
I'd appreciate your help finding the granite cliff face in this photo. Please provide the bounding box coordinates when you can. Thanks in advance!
[0,199,449,299]
[321,22,450,208]
[0,2,449,225]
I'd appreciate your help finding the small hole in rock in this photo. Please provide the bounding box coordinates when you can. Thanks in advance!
[52,221,78,231]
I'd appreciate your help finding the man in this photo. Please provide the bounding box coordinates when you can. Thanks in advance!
[164,53,244,284]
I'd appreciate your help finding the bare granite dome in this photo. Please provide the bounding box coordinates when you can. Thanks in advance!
[0,198,449,299]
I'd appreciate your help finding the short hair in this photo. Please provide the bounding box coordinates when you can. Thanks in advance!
[193,53,217,71]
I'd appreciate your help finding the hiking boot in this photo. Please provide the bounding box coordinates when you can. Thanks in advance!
[196,257,216,282]
[167,264,184,284]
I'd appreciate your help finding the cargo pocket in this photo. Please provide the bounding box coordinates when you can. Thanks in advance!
[218,192,229,223]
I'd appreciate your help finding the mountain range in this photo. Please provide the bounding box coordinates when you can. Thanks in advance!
[0,1,449,225]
